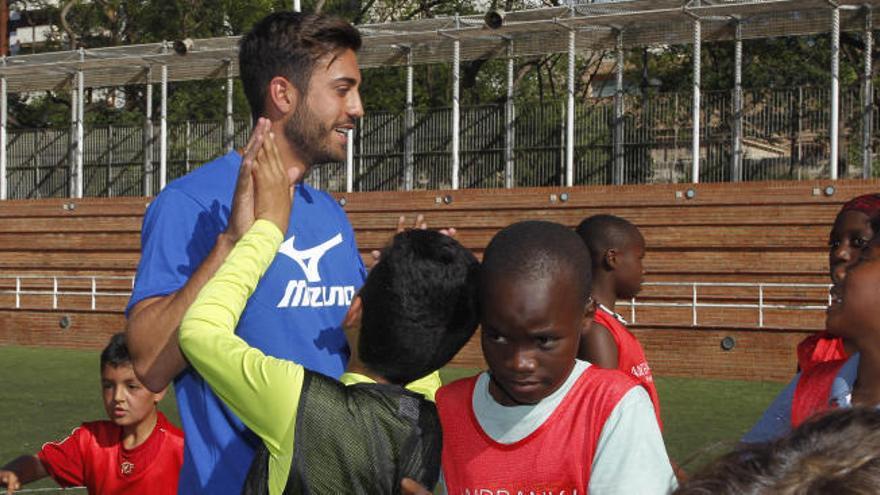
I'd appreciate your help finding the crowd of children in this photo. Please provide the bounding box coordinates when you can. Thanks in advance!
[6,10,880,495]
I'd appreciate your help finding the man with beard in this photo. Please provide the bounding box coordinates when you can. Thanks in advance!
[124,12,369,494]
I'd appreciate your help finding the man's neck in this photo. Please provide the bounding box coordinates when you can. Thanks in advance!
[345,360,389,384]
[121,411,158,450]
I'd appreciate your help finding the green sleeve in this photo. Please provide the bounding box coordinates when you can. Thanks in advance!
[178,219,304,460]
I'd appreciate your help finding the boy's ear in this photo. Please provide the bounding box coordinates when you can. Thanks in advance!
[153,387,167,404]
[582,296,597,323]
[603,248,619,270]
[343,296,363,333]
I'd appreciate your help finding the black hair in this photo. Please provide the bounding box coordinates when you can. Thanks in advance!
[358,230,480,385]
[575,214,643,270]
[481,220,592,306]
[100,332,131,369]
[239,12,362,122]
[675,407,880,495]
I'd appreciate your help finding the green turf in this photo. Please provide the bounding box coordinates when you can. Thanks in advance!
[1,345,786,489]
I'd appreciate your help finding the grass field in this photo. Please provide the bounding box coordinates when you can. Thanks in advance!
[1,345,787,491]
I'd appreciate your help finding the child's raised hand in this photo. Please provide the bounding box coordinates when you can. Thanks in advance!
[0,469,21,494]
[400,478,432,495]
[226,118,270,242]
[253,131,297,234]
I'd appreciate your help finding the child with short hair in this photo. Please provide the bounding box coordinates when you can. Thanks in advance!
[177,131,480,494]
[436,221,675,494]
[0,333,183,494]
[576,214,662,425]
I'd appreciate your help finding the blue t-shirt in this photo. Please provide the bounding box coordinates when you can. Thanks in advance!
[127,151,367,494]
[741,353,860,444]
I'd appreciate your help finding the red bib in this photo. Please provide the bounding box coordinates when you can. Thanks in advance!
[594,308,662,428]
[38,412,184,495]
[791,358,848,427]
[437,367,636,495]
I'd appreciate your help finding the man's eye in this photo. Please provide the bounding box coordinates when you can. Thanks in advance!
[853,237,868,248]
[536,336,556,348]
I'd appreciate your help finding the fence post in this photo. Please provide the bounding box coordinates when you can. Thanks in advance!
[863,6,874,179]
[732,19,744,182]
[566,28,575,187]
[504,39,515,189]
[143,67,154,196]
[830,5,841,179]
[613,30,625,185]
[0,56,7,200]
[691,16,702,184]
[107,125,113,197]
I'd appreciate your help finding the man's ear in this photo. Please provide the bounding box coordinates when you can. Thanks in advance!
[266,76,299,115]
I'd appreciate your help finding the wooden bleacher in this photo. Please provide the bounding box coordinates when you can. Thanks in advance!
[2,179,878,381]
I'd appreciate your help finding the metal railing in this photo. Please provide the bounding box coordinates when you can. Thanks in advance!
[620,281,832,328]
[3,276,833,330]
[2,275,134,310]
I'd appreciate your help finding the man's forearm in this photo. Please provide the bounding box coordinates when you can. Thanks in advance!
[126,232,237,392]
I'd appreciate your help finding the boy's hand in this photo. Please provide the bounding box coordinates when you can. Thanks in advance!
[401,478,432,495]
[227,118,270,242]
[0,469,21,494]
[369,215,458,265]
[254,131,298,234]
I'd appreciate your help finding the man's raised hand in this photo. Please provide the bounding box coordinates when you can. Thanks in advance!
[227,118,270,242]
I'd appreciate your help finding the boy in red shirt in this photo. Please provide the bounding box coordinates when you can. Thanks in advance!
[0,333,183,494]
[576,214,662,425]
[435,221,675,494]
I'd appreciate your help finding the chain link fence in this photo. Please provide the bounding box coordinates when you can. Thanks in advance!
[6,84,876,198]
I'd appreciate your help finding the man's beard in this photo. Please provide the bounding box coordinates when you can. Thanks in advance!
[283,101,346,166]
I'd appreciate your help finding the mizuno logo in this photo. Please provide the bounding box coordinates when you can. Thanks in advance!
[277,233,344,283]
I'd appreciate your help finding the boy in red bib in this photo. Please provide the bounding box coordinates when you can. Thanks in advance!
[0,333,183,494]
[435,221,675,495]
[576,214,661,426]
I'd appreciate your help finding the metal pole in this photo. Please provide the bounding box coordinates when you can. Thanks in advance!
[404,47,414,190]
[293,0,300,12]
[691,18,701,184]
[566,29,575,187]
[68,79,76,197]
[144,68,153,196]
[225,61,234,152]
[831,5,841,180]
[346,129,354,192]
[0,56,6,200]
[107,125,113,197]
[452,16,461,190]
[75,47,84,198]
[185,120,191,173]
[160,56,168,190]
[863,7,874,179]
[505,39,515,188]
[732,20,744,182]
[614,30,624,185]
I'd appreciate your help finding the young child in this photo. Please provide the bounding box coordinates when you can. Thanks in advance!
[0,333,183,494]
[435,221,675,494]
[743,217,880,443]
[177,131,480,494]
[795,193,880,372]
[575,214,662,425]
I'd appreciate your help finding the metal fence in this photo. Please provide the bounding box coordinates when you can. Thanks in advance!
[6,84,876,198]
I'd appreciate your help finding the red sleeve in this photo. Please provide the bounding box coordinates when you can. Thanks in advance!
[37,426,88,487]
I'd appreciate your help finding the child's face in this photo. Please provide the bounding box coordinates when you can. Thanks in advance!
[614,233,646,299]
[829,210,873,285]
[101,363,163,428]
[826,238,880,340]
[481,274,587,406]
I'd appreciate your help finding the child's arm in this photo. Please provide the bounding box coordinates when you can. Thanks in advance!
[579,321,619,369]
[0,455,48,493]
[179,132,305,458]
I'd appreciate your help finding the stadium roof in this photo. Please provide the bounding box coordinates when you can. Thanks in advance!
[1,0,879,92]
